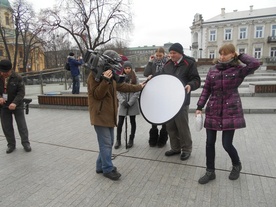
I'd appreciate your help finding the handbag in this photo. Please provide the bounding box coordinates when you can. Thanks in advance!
[195,114,204,131]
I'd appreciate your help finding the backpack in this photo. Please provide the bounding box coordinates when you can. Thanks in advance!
[65,62,70,71]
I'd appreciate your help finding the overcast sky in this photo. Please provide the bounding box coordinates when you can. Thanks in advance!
[12,0,276,49]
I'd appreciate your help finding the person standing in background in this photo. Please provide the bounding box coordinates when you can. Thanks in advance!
[144,47,169,148]
[196,43,261,184]
[68,52,83,94]
[115,61,140,149]
[0,59,31,154]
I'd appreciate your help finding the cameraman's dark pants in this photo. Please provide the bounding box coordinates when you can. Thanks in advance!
[1,108,30,148]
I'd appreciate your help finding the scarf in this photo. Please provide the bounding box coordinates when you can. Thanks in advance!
[155,57,167,73]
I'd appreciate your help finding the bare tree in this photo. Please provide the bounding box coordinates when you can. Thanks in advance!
[39,0,132,57]
[0,24,12,62]
[12,0,45,72]
[43,31,72,68]
[0,4,15,64]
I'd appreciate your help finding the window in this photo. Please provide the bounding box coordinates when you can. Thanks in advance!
[271,47,276,57]
[0,49,3,56]
[5,13,10,25]
[254,48,262,59]
[224,28,232,40]
[209,30,216,41]
[239,27,247,39]
[272,25,276,37]
[238,48,246,54]
[255,26,264,38]
[209,51,215,59]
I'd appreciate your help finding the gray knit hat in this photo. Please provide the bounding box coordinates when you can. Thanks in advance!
[123,61,132,69]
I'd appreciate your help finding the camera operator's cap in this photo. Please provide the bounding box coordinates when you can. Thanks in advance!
[69,52,75,56]
[103,50,122,62]
[0,59,12,72]
[169,43,184,54]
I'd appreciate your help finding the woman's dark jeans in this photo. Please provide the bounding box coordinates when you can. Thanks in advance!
[206,129,240,171]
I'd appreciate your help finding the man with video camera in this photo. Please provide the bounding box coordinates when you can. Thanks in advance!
[86,50,146,181]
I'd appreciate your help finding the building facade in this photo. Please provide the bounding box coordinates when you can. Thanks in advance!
[190,6,276,65]
[124,43,191,69]
[0,0,45,72]
[124,43,171,68]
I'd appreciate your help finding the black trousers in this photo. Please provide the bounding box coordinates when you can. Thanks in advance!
[206,129,240,171]
[1,108,30,148]
[117,115,136,139]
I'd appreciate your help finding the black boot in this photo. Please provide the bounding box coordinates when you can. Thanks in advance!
[114,136,121,149]
[157,126,168,148]
[149,128,158,147]
[127,135,134,148]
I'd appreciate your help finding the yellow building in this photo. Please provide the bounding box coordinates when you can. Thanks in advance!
[0,0,45,72]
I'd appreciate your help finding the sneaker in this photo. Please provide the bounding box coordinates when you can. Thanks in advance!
[103,169,121,181]
[198,171,216,184]
[229,163,242,180]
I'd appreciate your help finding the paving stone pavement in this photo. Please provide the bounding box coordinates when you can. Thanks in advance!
[1,68,276,206]
[0,107,276,207]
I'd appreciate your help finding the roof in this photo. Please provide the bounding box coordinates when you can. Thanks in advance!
[0,0,11,8]
[205,6,276,23]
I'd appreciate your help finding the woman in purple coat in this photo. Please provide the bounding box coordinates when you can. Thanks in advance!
[195,43,260,184]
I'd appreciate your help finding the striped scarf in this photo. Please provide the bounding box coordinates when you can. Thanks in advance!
[155,57,167,73]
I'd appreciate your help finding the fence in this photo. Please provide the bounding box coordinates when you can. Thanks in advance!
[21,67,89,97]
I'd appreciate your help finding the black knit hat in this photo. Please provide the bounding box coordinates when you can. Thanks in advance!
[0,59,12,72]
[169,43,184,54]
[69,52,74,56]
[123,61,132,69]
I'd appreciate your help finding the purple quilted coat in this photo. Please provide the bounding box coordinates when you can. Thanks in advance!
[197,54,260,130]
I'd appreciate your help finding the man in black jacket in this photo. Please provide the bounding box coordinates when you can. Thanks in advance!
[0,60,31,154]
[161,43,201,160]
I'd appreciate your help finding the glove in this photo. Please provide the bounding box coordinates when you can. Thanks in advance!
[122,101,130,108]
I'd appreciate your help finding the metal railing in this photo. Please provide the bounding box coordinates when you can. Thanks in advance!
[20,67,88,97]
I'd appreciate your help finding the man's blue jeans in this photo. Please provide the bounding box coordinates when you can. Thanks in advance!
[72,75,80,94]
[94,126,114,173]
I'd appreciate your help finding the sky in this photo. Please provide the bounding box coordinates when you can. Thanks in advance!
[12,0,276,49]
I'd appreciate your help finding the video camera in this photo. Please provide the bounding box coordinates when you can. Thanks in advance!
[83,49,124,83]
[23,98,32,115]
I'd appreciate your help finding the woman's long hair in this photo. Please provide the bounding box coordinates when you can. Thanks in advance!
[122,68,137,84]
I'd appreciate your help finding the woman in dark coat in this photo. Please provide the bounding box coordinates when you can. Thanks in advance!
[195,43,260,184]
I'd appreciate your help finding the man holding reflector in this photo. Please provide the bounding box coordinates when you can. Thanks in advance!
[140,43,201,161]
